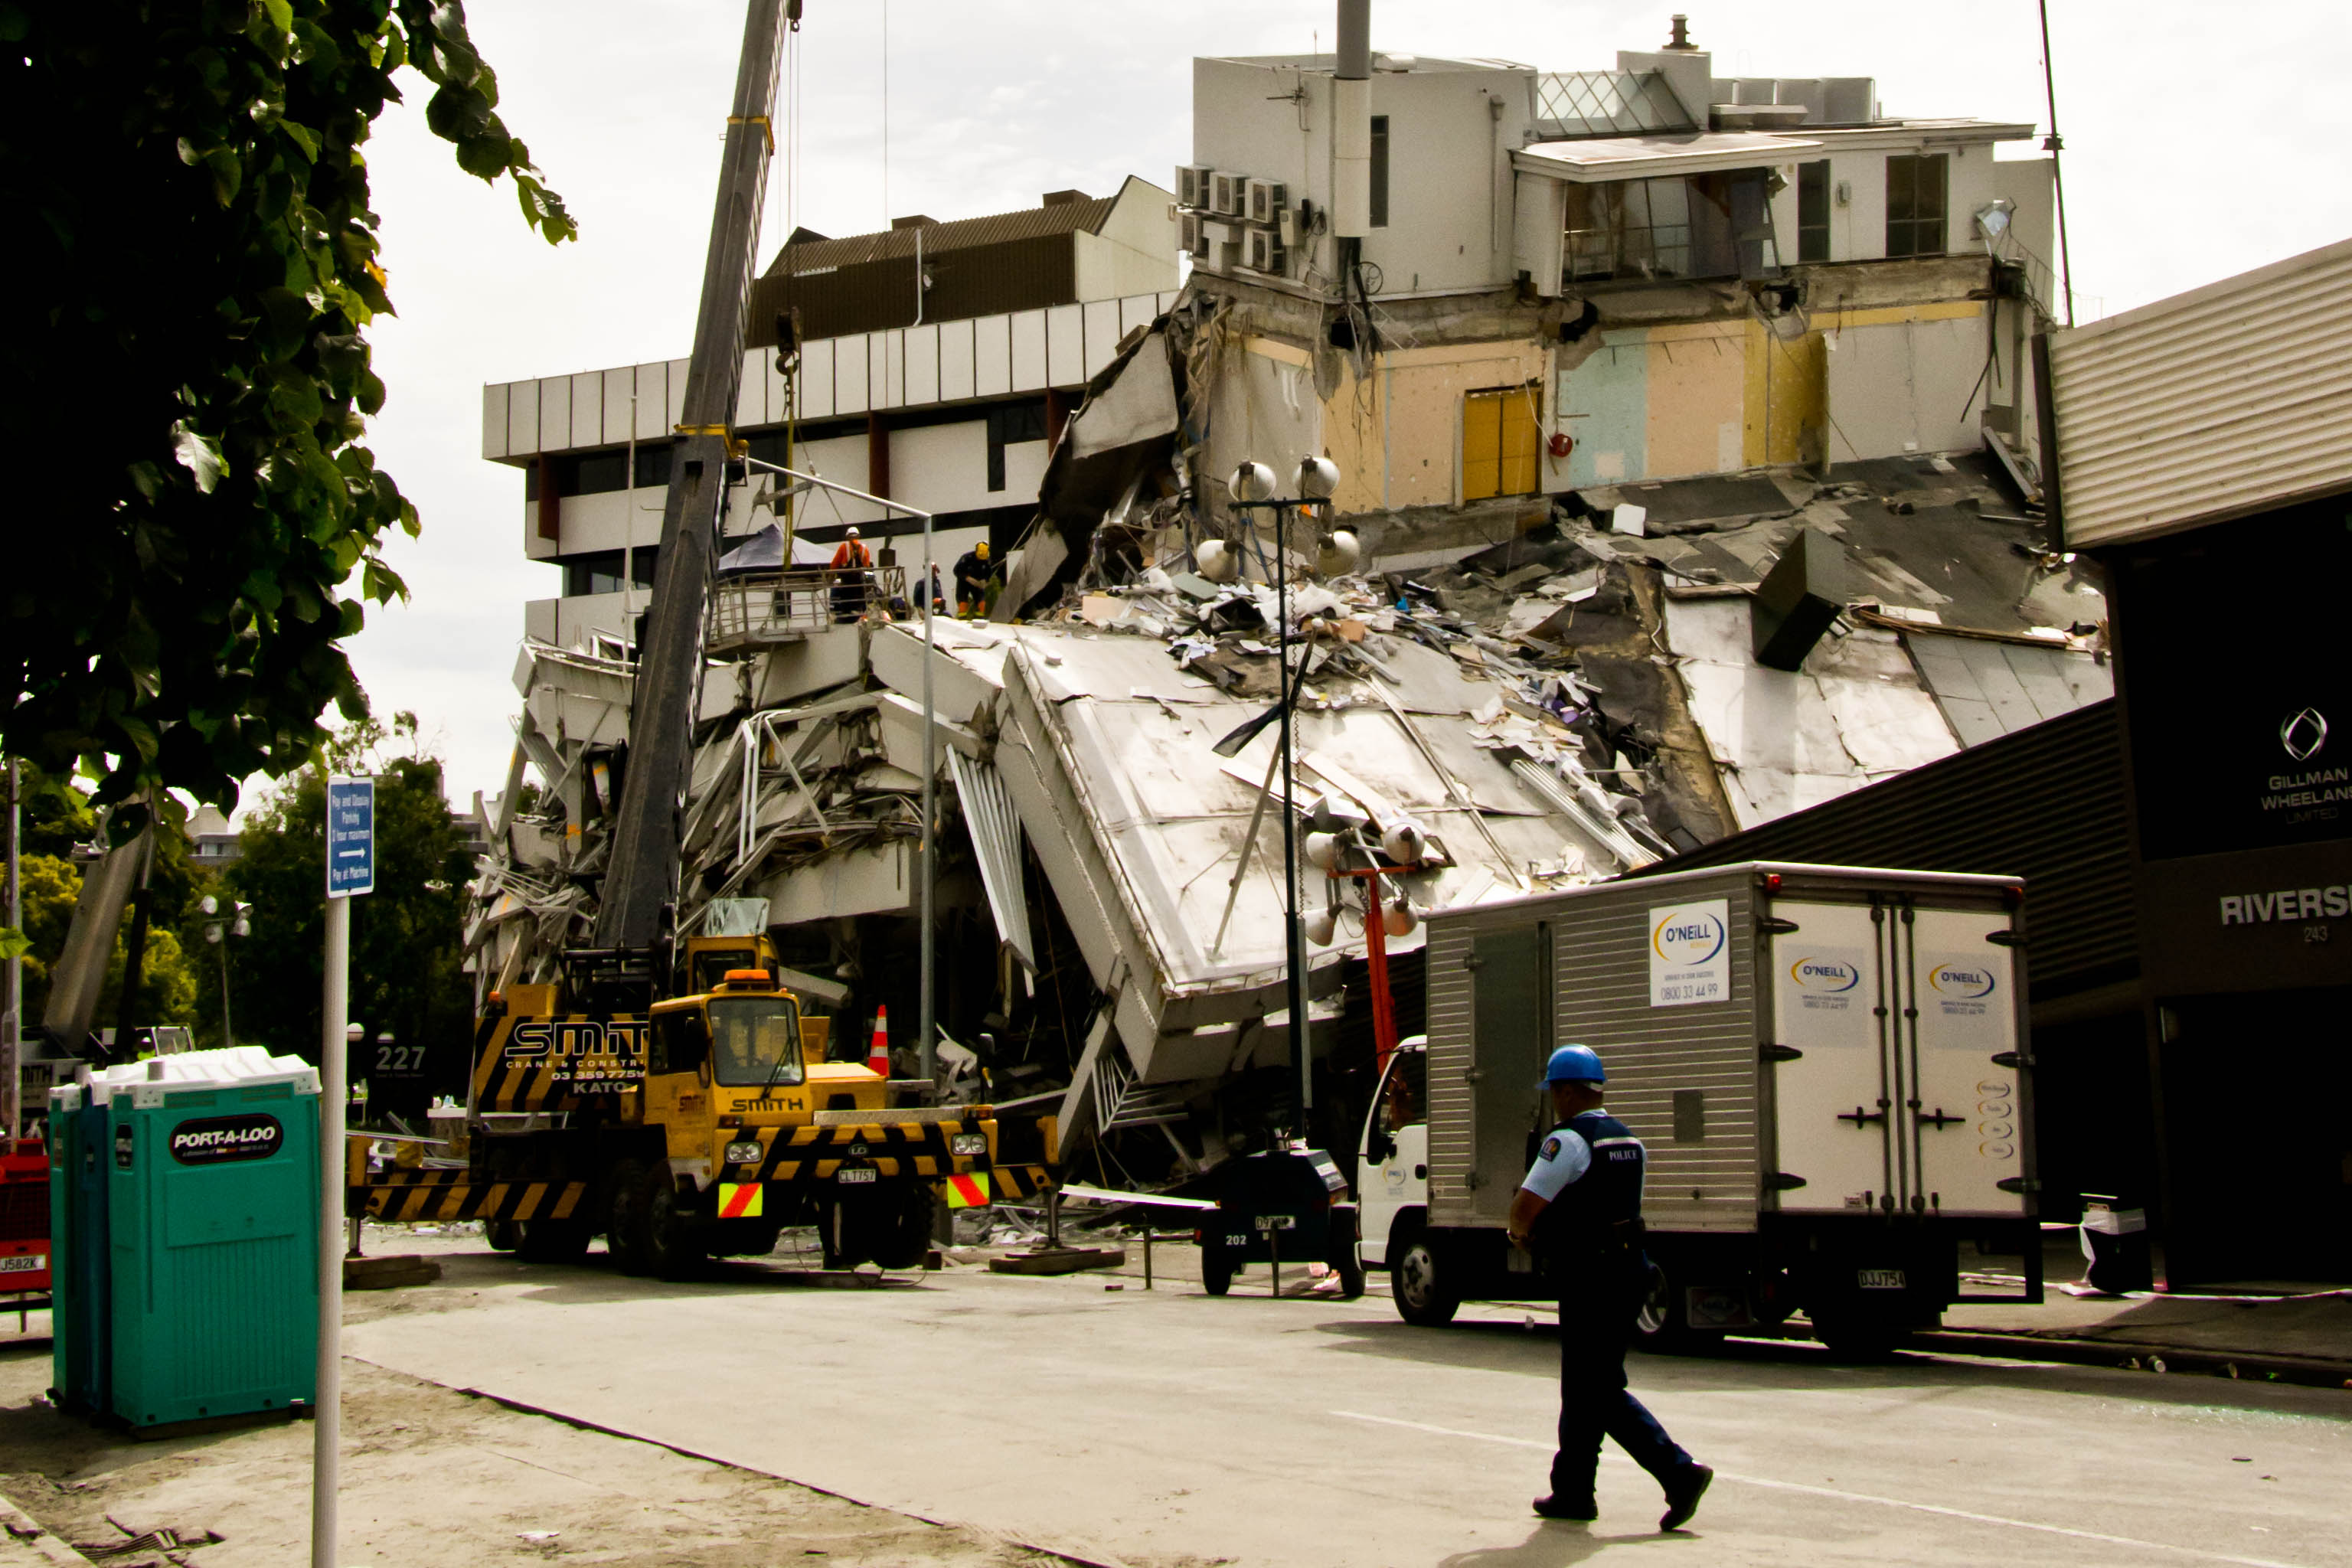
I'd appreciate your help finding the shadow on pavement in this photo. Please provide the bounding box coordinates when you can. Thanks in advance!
[1437,1522,1685,1566]
[1305,1313,2352,1416]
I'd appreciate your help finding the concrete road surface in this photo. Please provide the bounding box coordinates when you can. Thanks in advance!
[345,1253,2352,1568]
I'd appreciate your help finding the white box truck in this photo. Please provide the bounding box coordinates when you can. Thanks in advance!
[1357,862,2041,1355]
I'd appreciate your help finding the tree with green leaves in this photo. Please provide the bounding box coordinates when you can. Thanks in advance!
[223,714,470,1106]
[2,0,572,834]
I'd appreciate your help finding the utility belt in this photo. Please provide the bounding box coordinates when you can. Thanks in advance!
[1537,1216,1646,1276]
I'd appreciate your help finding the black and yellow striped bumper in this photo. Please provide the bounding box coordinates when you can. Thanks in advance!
[363,1170,590,1225]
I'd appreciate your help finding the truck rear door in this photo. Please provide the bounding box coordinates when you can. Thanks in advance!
[1766,893,2029,1220]
[1766,902,1896,1212]
[1903,906,2027,1217]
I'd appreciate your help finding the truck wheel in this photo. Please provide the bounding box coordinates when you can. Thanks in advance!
[869,1184,935,1271]
[516,1217,590,1264]
[1332,1248,1367,1299]
[1392,1233,1459,1327]
[606,1158,654,1275]
[1632,1259,1724,1355]
[1201,1242,1234,1297]
[642,1171,707,1280]
[485,1217,521,1252]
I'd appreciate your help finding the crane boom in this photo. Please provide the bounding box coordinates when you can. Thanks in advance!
[596,0,794,953]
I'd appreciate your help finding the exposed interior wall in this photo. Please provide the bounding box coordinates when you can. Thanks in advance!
[1315,339,1547,513]
[1824,301,1989,461]
[1203,337,1326,525]
[1743,320,1828,468]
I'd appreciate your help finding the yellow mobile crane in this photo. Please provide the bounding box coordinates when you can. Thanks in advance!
[361,935,997,1276]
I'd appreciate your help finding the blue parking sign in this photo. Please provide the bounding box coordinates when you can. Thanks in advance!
[326,776,374,898]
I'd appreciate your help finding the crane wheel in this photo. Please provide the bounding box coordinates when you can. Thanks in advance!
[643,1169,708,1280]
[607,1158,655,1275]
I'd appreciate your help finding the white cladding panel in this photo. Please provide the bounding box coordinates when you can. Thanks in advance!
[538,375,570,453]
[939,318,975,403]
[834,333,870,414]
[508,378,539,457]
[482,382,509,459]
[800,338,835,420]
[975,313,1013,397]
[906,323,941,406]
[1047,303,1085,385]
[570,372,602,449]
[1010,309,1048,391]
[874,332,900,410]
[635,363,668,441]
[2052,237,2352,545]
[665,358,689,430]
[602,367,634,446]
[1083,299,1122,377]
[735,348,764,427]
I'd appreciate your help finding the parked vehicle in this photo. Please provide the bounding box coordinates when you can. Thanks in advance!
[1357,862,2043,1354]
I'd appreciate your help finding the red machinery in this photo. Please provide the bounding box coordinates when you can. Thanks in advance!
[0,1138,52,1318]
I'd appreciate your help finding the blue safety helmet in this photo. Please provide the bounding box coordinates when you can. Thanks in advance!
[1543,1044,1606,1086]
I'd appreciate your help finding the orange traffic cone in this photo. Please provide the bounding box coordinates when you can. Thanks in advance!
[866,1006,890,1078]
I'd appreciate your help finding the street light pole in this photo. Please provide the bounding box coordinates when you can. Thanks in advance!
[1227,457,1341,1142]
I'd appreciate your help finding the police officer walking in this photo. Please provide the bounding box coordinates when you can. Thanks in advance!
[1507,1045,1713,1531]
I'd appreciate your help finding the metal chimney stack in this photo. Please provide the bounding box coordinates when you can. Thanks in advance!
[1332,0,1371,239]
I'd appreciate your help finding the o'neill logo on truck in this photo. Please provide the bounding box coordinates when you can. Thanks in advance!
[1648,899,1730,1008]
[1653,911,1726,967]
[1929,964,1996,999]
[1784,953,1863,1014]
[1924,960,1998,1022]
[1788,957,1860,993]
[169,1113,284,1166]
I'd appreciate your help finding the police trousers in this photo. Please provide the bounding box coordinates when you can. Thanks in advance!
[1550,1253,1694,1501]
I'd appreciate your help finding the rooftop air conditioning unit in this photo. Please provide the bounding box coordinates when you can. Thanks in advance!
[1211,171,1247,217]
[1246,178,1288,227]
[1193,220,1236,274]
[1176,164,1212,209]
[1178,211,1204,256]
[1245,226,1286,275]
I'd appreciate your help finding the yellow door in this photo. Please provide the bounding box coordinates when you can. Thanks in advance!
[1462,387,1540,501]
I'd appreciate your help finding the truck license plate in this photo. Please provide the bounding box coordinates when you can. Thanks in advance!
[0,1253,44,1274]
[1857,1268,1906,1290]
[835,1167,877,1184]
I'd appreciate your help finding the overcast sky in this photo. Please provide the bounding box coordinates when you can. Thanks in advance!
[341,0,2352,813]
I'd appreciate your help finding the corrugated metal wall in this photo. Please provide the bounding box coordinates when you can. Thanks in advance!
[752,234,1080,341]
[1550,873,1762,1234]
[1640,699,2132,1000]
[2050,237,2352,547]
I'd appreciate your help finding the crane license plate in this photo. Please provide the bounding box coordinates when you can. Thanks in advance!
[0,1253,44,1274]
[1857,1268,1907,1290]
[835,1167,877,1184]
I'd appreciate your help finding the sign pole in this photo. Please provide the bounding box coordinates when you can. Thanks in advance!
[315,775,372,1568]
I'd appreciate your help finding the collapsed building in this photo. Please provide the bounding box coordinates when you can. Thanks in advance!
[464,18,2108,1179]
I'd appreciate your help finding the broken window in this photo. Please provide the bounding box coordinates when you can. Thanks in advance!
[985,399,1050,492]
[1369,115,1390,228]
[1462,384,1540,501]
[1885,153,1949,258]
[561,549,656,598]
[1562,169,1779,283]
[1797,159,1831,263]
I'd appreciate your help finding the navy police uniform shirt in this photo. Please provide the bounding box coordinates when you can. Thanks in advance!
[1521,1109,1647,1261]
